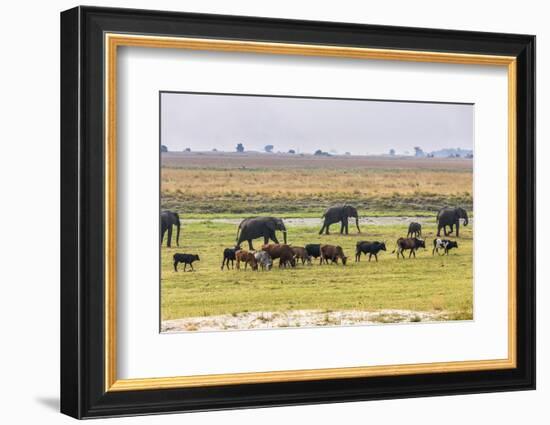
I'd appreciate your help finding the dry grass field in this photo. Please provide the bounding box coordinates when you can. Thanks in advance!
[161,152,472,217]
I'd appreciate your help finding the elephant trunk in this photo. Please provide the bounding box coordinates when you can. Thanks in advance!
[355,216,361,233]
[464,216,469,226]
[283,230,287,245]
[176,223,181,247]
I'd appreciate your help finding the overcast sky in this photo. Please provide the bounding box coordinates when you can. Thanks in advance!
[161,92,473,155]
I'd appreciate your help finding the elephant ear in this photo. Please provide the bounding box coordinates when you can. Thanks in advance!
[266,220,276,231]
[345,205,356,217]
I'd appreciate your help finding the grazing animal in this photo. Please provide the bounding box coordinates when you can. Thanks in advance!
[391,238,426,259]
[221,245,241,270]
[407,222,422,238]
[355,241,387,262]
[254,250,273,270]
[432,238,459,255]
[305,244,322,264]
[235,216,287,250]
[235,250,258,270]
[161,210,181,247]
[291,246,312,265]
[319,204,361,235]
[261,244,296,268]
[436,207,469,237]
[173,253,200,271]
[320,244,347,265]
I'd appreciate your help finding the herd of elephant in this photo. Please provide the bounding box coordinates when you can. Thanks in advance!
[161,205,469,270]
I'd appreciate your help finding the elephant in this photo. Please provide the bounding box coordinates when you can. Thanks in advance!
[236,216,287,250]
[436,207,469,237]
[318,204,361,235]
[160,210,181,247]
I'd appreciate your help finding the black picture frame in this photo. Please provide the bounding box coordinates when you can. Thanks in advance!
[61,6,535,419]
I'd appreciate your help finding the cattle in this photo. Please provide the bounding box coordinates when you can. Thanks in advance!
[355,241,387,262]
[173,253,200,271]
[291,246,312,265]
[221,245,241,270]
[391,238,426,259]
[305,244,322,264]
[320,244,347,265]
[235,250,258,270]
[254,250,273,270]
[432,238,459,256]
[261,244,296,268]
[407,222,422,238]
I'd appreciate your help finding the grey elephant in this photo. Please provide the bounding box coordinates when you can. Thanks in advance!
[236,216,287,250]
[318,204,361,235]
[436,207,469,237]
[161,210,181,247]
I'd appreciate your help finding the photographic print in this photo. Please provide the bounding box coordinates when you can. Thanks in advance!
[160,92,474,333]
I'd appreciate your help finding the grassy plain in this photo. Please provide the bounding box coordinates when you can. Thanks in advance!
[160,152,473,327]
[161,221,473,322]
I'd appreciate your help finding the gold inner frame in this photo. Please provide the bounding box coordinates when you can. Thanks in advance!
[104,33,517,392]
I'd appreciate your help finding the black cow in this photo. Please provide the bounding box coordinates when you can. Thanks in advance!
[355,241,387,262]
[305,244,322,264]
[432,238,459,256]
[221,245,241,270]
[173,253,200,271]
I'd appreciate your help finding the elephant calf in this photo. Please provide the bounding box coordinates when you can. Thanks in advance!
[407,222,422,238]
[173,253,200,271]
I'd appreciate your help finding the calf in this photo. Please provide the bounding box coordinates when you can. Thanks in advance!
[392,238,426,259]
[407,222,422,238]
[261,244,296,268]
[320,244,347,265]
[235,250,258,270]
[221,245,241,270]
[305,244,322,264]
[355,241,387,262]
[173,253,200,271]
[432,238,459,256]
[254,250,273,270]
[291,246,312,265]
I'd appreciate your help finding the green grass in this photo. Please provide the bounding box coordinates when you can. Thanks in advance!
[161,221,473,321]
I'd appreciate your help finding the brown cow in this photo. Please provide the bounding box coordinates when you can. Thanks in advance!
[291,246,312,265]
[235,250,258,270]
[320,244,347,265]
[261,244,296,268]
[392,237,426,259]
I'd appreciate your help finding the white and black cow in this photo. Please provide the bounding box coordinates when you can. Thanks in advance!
[254,250,273,271]
[432,238,459,256]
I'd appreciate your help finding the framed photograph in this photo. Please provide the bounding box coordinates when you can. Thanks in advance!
[60,6,535,419]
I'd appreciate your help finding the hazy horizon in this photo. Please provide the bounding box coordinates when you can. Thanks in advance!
[161,92,474,155]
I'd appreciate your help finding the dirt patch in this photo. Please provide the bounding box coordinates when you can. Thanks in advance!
[161,309,454,333]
